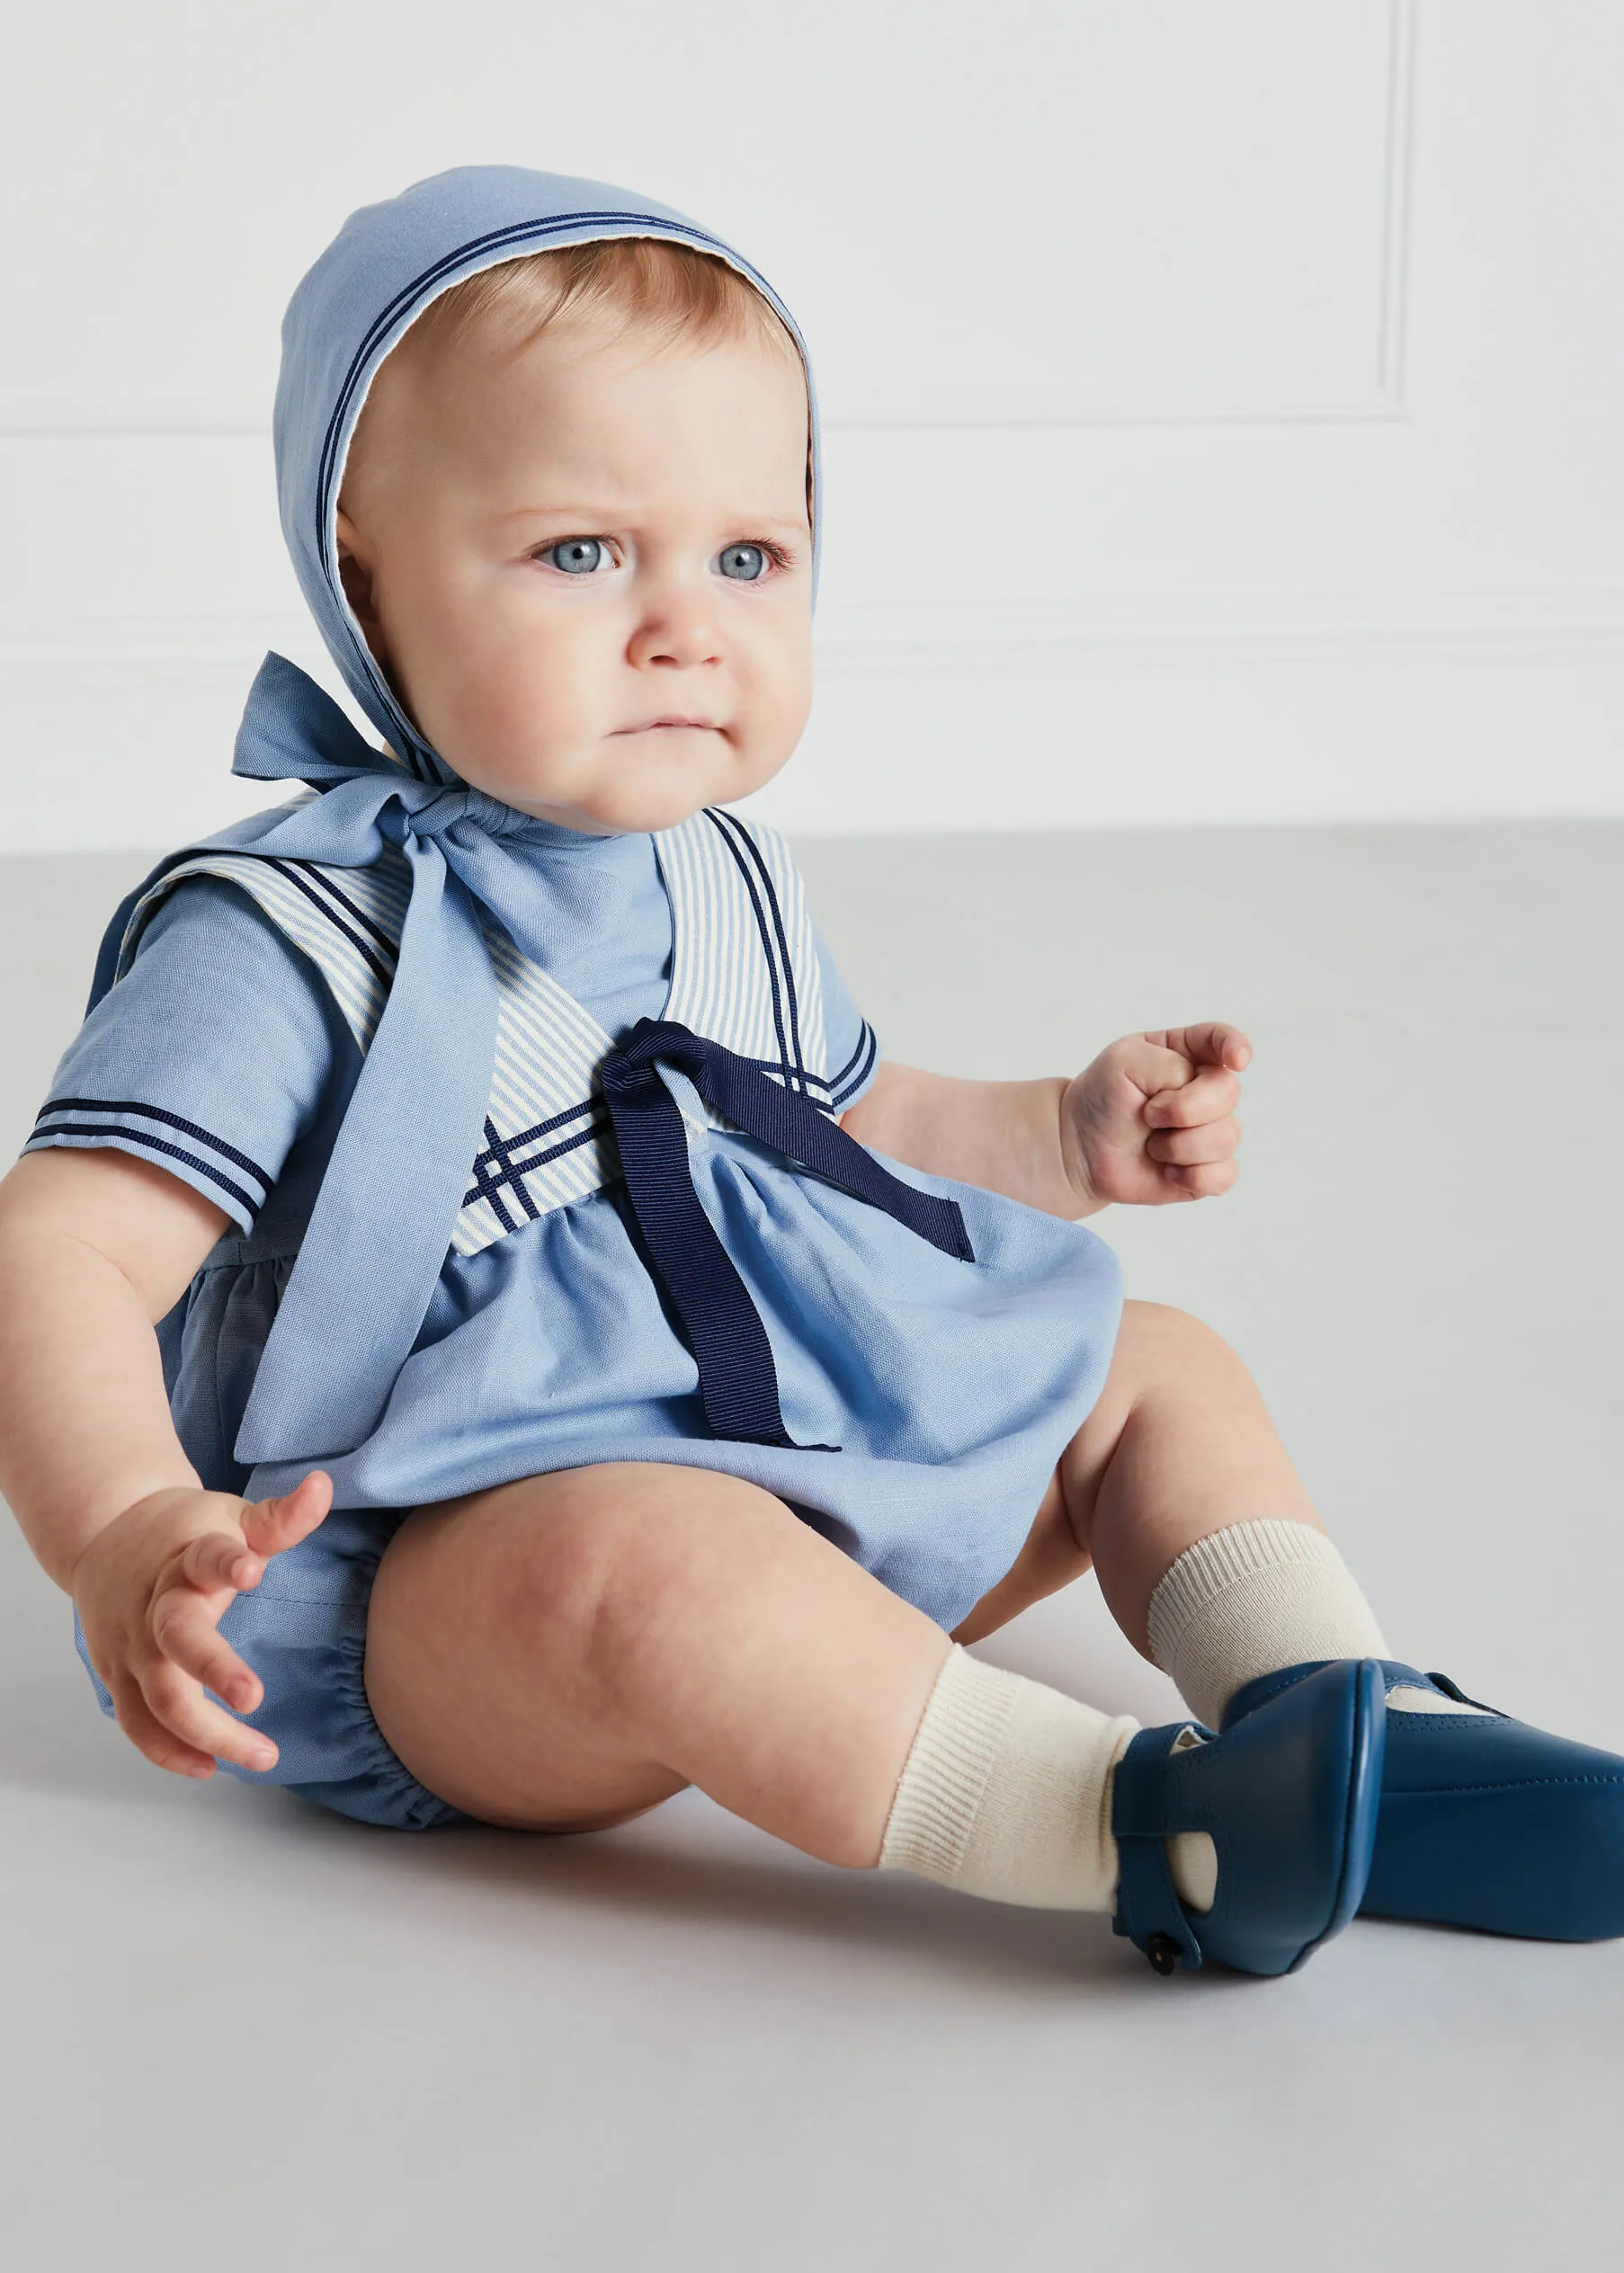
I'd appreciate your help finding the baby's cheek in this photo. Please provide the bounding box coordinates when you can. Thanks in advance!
[471,636,591,758]
[748,634,814,758]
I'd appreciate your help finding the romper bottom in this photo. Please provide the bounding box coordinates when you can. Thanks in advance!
[74,1504,467,1831]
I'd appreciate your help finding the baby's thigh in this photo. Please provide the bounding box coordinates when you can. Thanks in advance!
[365,1460,750,1832]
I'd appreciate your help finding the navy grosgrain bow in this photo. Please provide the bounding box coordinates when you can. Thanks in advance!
[599,1019,973,1449]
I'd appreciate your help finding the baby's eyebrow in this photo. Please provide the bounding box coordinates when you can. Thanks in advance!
[501,504,808,537]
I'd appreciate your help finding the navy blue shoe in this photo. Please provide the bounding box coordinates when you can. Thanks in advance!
[1112,1658,1386,1977]
[1222,1660,1624,1942]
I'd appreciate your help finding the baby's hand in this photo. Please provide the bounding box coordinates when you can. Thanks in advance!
[71,1471,333,1780]
[1062,1024,1251,1209]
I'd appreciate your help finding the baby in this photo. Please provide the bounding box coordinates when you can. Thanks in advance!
[1,166,1620,1978]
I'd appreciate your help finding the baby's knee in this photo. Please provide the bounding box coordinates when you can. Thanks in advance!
[503,1462,791,1675]
[1116,1299,1249,1388]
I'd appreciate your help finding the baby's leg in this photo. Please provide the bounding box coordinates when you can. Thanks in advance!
[366,1307,1345,1859]
[366,1462,951,1863]
[958,1298,1387,1727]
[365,1403,1381,1968]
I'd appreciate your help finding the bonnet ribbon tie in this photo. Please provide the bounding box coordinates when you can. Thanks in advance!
[91,653,558,1466]
[598,1019,974,1449]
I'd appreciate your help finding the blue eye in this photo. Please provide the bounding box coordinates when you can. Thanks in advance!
[718,543,767,581]
[546,538,607,575]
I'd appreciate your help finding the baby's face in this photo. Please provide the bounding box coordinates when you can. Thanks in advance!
[335,307,813,833]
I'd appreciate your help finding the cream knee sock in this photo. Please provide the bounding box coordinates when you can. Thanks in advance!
[1146,1517,1464,1731]
[1147,1519,1386,1728]
[878,1644,1218,1913]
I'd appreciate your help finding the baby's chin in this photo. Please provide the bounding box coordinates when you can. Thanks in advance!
[466,733,779,836]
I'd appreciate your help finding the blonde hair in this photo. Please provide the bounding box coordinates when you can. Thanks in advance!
[414,235,802,366]
[345,236,812,523]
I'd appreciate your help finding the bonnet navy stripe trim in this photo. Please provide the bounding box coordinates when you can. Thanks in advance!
[259,859,396,985]
[25,1126,262,1220]
[708,808,808,1092]
[701,809,799,1092]
[34,1097,272,1189]
[263,857,399,961]
[317,211,747,523]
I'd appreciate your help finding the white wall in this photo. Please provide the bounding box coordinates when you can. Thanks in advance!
[2,0,1620,849]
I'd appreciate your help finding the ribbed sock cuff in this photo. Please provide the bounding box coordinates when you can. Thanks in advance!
[879,1645,1017,1881]
[1147,1518,1388,1730]
[879,1645,1140,1912]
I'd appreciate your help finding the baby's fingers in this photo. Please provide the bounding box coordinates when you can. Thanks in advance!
[177,1529,264,1595]
[1146,1066,1240,1129]
[240,1469,333,1560]
[1161,1158,1239,1200]
[1147,1119,1241,1168]
[110,1671,219,1780]
[150,1576,263,1715]
[138,1653,277,1776]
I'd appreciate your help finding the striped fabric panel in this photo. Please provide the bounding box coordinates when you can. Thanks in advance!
[118,849,410,1054]
[656,808,831,1116]
[453,931,616,1255]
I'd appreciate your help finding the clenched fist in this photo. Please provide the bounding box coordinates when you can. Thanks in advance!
[1063,1023,1251,1209]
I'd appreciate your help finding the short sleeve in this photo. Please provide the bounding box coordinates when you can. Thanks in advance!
[813,920,880,1113]
[24,876,350,1233]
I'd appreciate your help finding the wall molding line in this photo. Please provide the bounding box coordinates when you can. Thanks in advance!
[0,6,1423,441]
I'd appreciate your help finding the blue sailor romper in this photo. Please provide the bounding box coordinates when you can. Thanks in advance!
[31,799,1122,1828]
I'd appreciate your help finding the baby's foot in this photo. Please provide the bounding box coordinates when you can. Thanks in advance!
[1112,1658,1386,1977]
[1223,1660,1624,1942]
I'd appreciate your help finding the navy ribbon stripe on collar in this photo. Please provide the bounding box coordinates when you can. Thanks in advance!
[599,1021,973,1449]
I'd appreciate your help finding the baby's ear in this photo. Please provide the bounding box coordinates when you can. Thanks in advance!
[335,511,385,651]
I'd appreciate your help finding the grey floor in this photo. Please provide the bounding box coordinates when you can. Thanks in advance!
[2,825,1622,2270]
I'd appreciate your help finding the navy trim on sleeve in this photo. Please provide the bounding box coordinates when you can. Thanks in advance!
[32,1098,272,1190]
[827,1022,878,1109]
[829,1021,879,1109]
[26,1097,272,1223]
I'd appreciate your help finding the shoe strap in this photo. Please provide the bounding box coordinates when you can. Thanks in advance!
[1423,1670,1510,1717]
[1111,1727,1204,1972]
[1223,1659,1510,1730]
[1220,1659,1336,1728]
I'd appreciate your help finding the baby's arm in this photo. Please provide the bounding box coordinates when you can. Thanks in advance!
[0,1148,329,1775]
[0,1149,221,1583]
[841,1023,1251,1217]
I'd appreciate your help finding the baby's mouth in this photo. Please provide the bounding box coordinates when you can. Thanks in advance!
[614,717,719,734]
